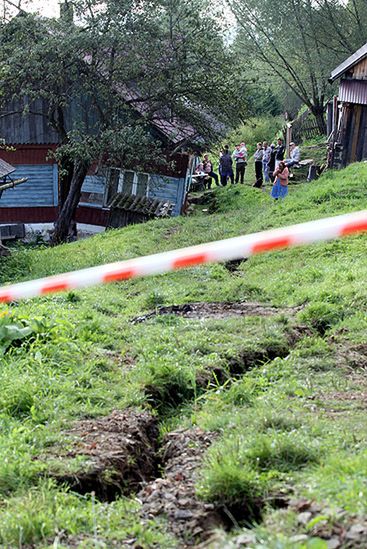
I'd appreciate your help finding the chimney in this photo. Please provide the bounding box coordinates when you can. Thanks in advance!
[59,1,74,24]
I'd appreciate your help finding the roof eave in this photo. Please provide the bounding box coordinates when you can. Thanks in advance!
[330,43,367,82]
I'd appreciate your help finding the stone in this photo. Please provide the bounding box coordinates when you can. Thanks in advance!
[174,509,194,520]
[289,535,308,543]
[297,511,312,525]
[235,532,256,546]
[327,537,341,549]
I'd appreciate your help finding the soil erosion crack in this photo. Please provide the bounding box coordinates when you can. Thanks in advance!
[132,301,304,323]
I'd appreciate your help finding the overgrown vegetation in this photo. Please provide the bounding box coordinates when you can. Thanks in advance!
[0,163,367,546]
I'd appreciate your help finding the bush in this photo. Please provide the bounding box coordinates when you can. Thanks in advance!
[226,116,284,156]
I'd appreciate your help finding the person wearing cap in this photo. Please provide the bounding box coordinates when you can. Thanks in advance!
[285,142,301,168]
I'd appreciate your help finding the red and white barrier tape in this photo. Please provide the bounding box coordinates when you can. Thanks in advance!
[0,210,366,304]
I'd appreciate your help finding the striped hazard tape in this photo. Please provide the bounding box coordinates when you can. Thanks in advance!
[0,209,366,304]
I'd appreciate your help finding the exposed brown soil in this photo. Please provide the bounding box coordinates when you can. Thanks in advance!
[138,428,227,546]
[334,343,367,370]
[49,409,159,501]
[132,301,304,323]
[313,389,367,418]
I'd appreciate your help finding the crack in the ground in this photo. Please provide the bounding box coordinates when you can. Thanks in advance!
[138,428,227,546]
[48,409,159,501]
[131,301,305,324]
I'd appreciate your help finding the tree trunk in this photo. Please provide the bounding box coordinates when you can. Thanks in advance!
[311,106,327,135]
[59,158,75,209]
[51,158,89,245]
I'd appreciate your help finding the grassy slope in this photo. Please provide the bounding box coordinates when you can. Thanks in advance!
[0,163,367,547]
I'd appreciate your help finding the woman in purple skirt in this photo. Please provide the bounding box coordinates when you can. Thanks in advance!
[271,161,289,200]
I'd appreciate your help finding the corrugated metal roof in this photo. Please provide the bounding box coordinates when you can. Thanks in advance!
[330,43,367,82]
[0,158,16,179]
[109,193,172,216]
[339,80,367,105]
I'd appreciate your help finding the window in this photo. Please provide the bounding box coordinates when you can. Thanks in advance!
[121,171,134,194]
[104,169,150,206]
[136,173,149,195]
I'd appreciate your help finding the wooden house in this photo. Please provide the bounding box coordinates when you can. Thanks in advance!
[0,97,198,229]
[329,43,367,167]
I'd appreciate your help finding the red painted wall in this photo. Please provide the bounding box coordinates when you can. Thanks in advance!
[0,206,109,226]
[1,145,57,165]
[0,207,58,223]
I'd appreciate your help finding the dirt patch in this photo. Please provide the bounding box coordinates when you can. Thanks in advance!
[286,324,314,346]
[49,409,159,501]
[139,428,227,546]
[132,301,304,323]
[314,390,367,417]
[334,343,367,370]
[227,342,290,376]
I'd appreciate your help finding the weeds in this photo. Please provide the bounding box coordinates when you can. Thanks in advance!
[246,434,319,472]
[0,162,366,545]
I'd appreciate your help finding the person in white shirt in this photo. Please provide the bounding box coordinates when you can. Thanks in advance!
[285,142,301,167]
[232,143,248,184]
[262,141,272,182]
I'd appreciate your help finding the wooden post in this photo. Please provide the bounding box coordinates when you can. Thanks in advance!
[332,96,339,138]
[286,123,292,159]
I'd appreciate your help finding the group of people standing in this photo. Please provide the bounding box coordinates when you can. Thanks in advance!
[193,139,300,200]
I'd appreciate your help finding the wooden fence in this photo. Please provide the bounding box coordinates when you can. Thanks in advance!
[289,110,325,143]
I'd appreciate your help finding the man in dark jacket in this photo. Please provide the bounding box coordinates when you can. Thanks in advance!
[275,138,285,167]
[219,145,234,186]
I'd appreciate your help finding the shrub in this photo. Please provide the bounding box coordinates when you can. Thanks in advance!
[226,116,284,156]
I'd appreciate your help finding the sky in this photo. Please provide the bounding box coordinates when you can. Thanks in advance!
[1,0,60,19]
[5,0,235,23]
[24,0,59,17]
[3,0,235,37]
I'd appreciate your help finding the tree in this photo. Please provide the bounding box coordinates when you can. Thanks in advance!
[228,0,367,133]
[0,0,245,243]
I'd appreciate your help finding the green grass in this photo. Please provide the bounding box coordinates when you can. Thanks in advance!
[0,162,367,546]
